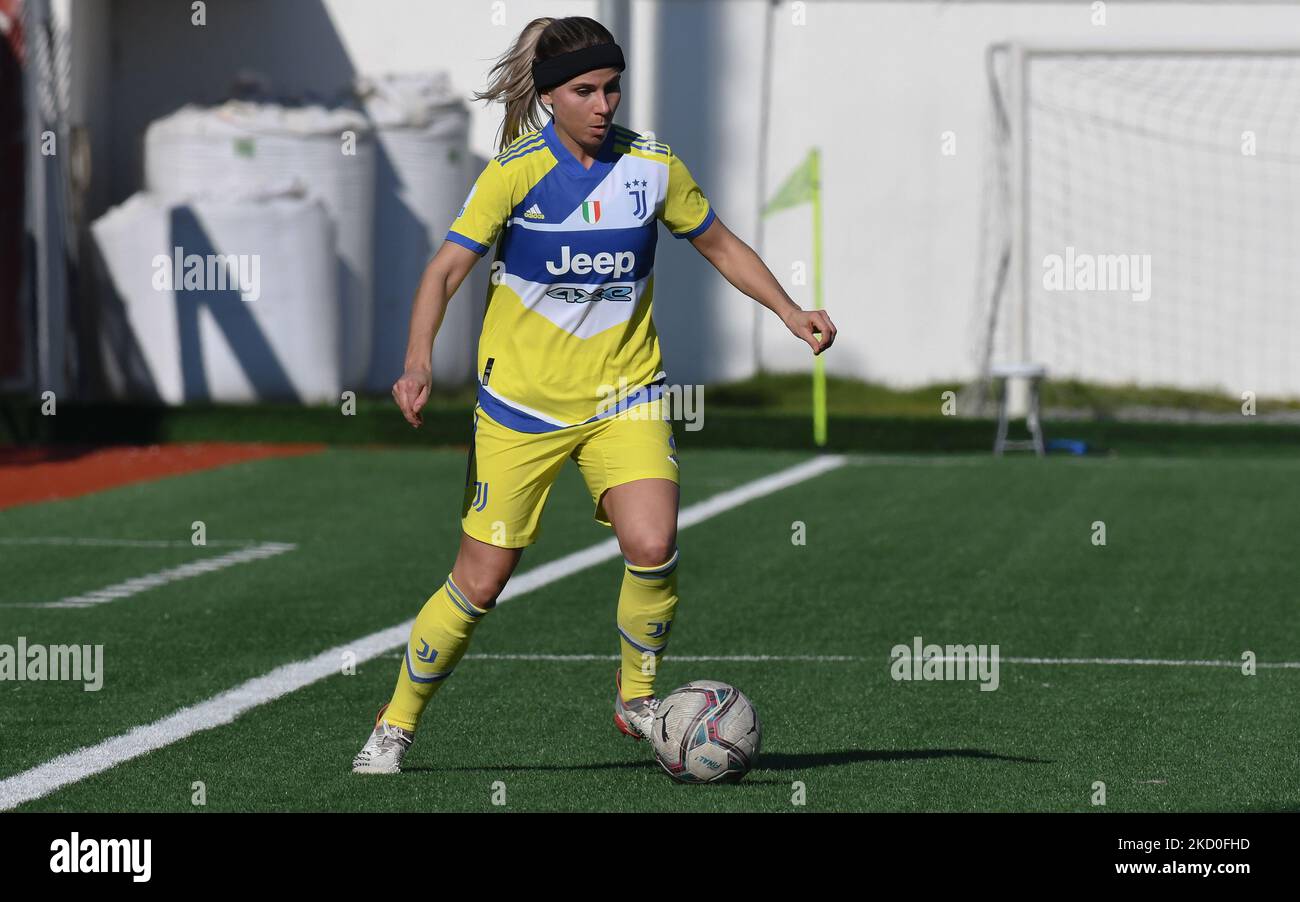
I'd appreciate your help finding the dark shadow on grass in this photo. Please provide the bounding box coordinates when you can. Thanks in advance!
[404,747,1050,775]
[758,748,1052,769]
[404,760,655,774]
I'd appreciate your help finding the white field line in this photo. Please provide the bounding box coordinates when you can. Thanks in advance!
[383,652,1300,669]
[489,454,848,604]
[0,537,267,548]
[998,656,1300,669]
[0,624,410,812]
[1,542,298,609]
[0,455,848,811]
[842,454,1300,469]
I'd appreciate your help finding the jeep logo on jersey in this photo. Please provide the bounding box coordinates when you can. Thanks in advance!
[545,284,634,304]
[545,246,635,277]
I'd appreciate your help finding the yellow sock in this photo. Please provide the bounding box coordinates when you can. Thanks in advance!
[384,574,489,731]
[617,547,680,700]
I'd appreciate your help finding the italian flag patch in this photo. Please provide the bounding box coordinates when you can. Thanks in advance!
[581,201,601,223]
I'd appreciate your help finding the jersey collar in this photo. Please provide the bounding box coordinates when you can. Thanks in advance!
[542,117,618,179]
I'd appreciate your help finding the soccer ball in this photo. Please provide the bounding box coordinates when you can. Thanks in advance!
[651,680,762,783]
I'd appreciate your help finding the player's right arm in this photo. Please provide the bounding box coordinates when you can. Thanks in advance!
[394,159,513,428]
[393,241,482,427]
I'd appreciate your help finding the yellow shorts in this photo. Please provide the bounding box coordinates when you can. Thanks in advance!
[460,403,680,549]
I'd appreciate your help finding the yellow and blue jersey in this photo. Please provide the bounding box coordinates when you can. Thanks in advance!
[446,119,715,433]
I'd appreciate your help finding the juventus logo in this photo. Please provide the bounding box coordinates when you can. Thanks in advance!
[647,620,672,639]
[470,480,489,512]
[415,639,439,664]
[628,181,648,219]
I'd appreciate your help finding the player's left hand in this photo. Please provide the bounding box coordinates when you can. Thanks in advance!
[784,308,837,356]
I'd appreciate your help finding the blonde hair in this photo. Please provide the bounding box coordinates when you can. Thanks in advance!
[472,16,618,154]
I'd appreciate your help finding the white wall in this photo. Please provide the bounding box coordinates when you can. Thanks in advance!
[85,0,1300,391]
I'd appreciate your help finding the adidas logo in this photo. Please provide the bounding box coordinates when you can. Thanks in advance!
[524,203,545,220]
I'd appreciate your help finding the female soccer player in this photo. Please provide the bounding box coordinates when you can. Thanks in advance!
[353,15,836,773]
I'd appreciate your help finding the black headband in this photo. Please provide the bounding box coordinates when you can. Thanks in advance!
[532,42,626,93]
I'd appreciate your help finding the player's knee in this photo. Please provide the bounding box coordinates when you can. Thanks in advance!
[622,537,676,569]
[455,573,507,610]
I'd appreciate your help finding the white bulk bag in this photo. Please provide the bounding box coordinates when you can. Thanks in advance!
[358,73,476,391]
[144,101,375,387]
[91,187,340,404]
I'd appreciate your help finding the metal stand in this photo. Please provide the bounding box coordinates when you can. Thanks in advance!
[992,363,1046,457]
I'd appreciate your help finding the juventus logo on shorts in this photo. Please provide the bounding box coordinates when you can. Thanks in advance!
[470,480,489,512]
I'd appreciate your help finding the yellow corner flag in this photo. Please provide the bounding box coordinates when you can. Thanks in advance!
[763,148,826,447]
[762,148,818,218]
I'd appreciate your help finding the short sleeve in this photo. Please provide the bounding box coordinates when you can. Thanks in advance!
[659,149,716,239]
[446,160,513,255]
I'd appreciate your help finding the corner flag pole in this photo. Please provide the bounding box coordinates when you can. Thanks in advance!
[762,146,827,447]
[810,147,826,447]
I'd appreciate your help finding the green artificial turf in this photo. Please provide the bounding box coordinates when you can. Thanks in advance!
[2,448,1299,811]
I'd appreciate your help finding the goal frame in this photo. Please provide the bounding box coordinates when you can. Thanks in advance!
[986,38,1300,413]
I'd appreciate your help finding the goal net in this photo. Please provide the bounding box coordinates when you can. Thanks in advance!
[971,43,1300,417]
